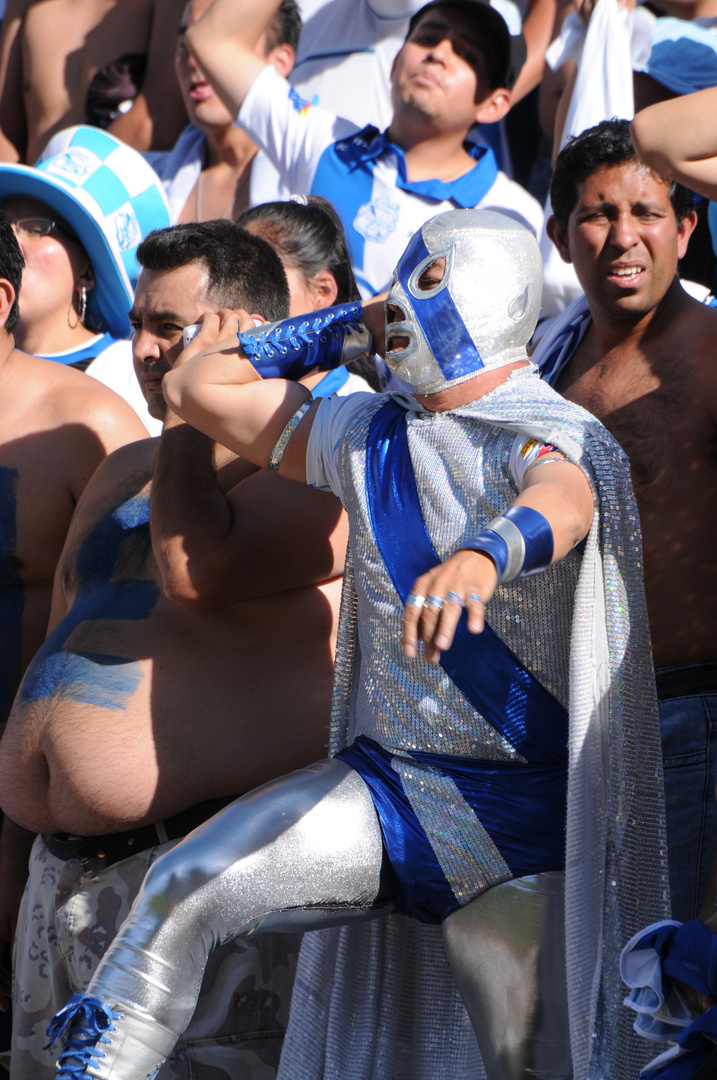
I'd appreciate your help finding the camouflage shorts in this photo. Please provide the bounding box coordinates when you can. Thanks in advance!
[12,836,301,1080]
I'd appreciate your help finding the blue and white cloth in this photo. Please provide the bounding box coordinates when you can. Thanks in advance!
[634,17,717,95]
[621,919,717,1078]
[532,294,592,387]
[238,66,543,298]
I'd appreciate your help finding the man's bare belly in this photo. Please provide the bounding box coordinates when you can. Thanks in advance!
[4,582,341,835]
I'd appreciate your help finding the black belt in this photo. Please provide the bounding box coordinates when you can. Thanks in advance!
[42,795,237,872]
[655,661,717,702]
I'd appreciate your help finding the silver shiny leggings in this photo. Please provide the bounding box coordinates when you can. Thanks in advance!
[443,872,572,1079]
[85,757,571,1079]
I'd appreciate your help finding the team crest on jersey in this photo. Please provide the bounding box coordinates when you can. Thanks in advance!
[353,195,400,243]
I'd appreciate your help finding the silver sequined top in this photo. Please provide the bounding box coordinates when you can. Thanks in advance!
[338,397,580,762]
[309,371,582,900]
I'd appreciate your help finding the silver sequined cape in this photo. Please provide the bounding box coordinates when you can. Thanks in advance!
[278,367,668,1080]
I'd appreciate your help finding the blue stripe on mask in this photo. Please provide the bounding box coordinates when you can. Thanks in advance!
[396,230,483,383]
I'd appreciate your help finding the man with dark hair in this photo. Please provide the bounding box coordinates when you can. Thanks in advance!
[538,117,717,924]
[184,0,542,296]
[0,219,350,1079]
[146,0,300,224]
[549,117,696,232]
[137,219,291,320]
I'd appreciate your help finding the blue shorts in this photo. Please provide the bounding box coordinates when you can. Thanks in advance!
[336,735,567,924]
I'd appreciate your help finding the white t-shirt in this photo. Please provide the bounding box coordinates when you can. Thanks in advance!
[239,66,543,298]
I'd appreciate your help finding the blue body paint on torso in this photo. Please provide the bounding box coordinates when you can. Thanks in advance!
[0,467,25,722]
[20,494,160,711]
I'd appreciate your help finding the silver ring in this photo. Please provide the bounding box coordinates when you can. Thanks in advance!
[468,592,483,605]
[445,590,464,607]
[424,595,444,611]
[406,593,426,608]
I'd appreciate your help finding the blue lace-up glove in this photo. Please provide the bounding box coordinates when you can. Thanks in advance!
[237,302,372,381]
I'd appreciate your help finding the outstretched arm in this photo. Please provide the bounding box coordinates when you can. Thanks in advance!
[403,455,594,662]
[631,88,717,201]
[185,0,280,120]
[162,310,317,483]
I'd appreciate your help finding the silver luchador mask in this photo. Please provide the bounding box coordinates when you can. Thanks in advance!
[384,209,543,396]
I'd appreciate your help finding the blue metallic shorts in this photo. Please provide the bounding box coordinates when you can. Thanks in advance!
[336,735,567,923]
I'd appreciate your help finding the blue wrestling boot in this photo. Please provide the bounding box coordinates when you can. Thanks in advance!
[238,301,373,381]
[47,993,177,1079]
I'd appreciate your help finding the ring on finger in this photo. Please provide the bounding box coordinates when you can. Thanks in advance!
[424,594,444,611]
[445,590,464,607]
[407,592,427,608]
[468,592,483,606]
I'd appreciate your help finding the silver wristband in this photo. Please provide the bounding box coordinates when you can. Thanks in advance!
[268,398,312,471]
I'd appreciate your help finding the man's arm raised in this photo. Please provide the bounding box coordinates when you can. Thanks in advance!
[162,310,318,484]
[403,455,594,663]
[185,0,281,122]
[631,88,717,202]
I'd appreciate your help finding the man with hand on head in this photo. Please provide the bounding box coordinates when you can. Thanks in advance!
[184,0,542,297]
[146,0,299,224]
[47,209,665,1080]
[0,220,350,1080]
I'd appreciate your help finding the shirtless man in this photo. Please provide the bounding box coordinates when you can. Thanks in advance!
[537,117,717,923]
[147,0,298,224]
[0,208,145,1041]
[0,219,348,1078]
[0,0,187,164]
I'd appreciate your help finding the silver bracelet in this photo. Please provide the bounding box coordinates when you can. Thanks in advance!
[268,398,312,471]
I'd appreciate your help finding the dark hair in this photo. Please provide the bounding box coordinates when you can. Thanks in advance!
[137,219,290,322]
[264,0,301,54]
[0,212,24,333]
[238,196,360,304]
[237,196,380,390]
[550,118,695,227]
[406,2,505,91]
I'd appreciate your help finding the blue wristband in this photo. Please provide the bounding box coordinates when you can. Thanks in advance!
[460,505,553,584]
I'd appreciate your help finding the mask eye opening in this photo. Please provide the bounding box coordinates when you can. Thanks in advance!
[408,248,452,299]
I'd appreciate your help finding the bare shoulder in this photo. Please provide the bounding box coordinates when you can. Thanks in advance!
[61,435,158,541]
[29,353,147,446]
[12,351,147,498]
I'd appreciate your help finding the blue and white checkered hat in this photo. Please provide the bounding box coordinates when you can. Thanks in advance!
[0,125,170,338]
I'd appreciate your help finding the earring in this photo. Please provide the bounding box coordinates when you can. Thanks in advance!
[79,284,87,326]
